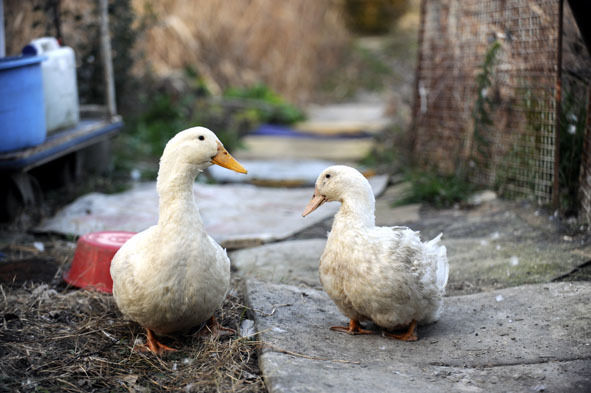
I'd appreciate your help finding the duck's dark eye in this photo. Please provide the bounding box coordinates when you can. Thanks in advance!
[198,135,205,141]
[325,174,331,179]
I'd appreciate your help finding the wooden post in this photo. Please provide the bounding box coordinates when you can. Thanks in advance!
[0,0,5,57]
[553,0,563,208]
[409,0,427,166]
[99,0,117,118]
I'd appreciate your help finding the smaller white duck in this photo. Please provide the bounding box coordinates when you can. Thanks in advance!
[302,165,448,341]
[110,127,247,354]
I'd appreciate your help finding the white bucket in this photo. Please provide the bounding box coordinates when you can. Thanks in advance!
[23,37,79,134]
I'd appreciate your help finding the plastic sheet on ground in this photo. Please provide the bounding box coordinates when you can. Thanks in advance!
[235,124,376,161]
[36,175,388,249]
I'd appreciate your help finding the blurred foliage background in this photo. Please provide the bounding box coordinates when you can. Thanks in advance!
[3,0,588,218]
[4,0,415,178]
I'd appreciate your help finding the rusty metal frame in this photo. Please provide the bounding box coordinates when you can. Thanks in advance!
[410,0,427,163]
[553,0,563,208]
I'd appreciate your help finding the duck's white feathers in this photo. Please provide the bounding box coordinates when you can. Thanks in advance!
[111,224,230,335]
[320,225,447,329]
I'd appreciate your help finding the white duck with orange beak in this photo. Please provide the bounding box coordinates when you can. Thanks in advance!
[110,127,247,354]
[303,165,448,341]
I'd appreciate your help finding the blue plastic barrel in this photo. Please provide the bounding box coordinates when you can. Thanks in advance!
[0,55,47,153]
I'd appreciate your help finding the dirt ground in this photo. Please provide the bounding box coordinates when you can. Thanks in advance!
[0,232,266,393]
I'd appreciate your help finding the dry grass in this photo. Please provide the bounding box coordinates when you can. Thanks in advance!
[0,278,265,393]
[5,0,350,104]
[3,0,97,56]
[132,0,350,103]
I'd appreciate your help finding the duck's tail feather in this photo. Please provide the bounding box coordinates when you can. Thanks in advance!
[426,233,449,291]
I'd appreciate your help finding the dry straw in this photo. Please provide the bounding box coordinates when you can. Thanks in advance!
[3,0,97,56]
[0,279,265,393]
[132,0,350,103]
[5,0,349,104]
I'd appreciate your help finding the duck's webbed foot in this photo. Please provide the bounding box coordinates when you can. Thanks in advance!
[383,319,418,341]
[330,319,375,335]
[198,315,236,337]
[137,328,178,355]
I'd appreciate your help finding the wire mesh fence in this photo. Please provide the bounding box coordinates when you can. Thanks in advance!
[412,0,590,215]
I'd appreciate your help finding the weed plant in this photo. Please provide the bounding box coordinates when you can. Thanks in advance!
[396,170,478,208]
[115,73,304,180]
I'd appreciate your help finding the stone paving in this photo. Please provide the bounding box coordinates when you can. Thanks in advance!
[244,280,590,393]
[230,183,591,392]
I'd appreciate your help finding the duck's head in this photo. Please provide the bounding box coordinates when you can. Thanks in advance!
[302,165,372,217]
[162,126,247,174]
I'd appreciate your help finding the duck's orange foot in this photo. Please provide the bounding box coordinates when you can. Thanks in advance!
[384,320,418,341]
[330,319,375,335]
[136,329,178,355]
[198,316,236,337]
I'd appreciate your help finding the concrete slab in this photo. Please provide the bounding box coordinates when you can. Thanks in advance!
[245,280,591,393]
[373,182,421,225]
[444,237,591,294]
[295,102,390,135]
[375,203,421,226]
[236,136,375,161]
[36,177,387,249]
[209,159,338,187]
[230,239,325,288]
[373,200,591,295]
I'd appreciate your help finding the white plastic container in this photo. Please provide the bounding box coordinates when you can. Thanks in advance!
[22,37,79,134]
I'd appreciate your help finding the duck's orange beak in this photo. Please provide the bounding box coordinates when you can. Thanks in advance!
[211,141,247,174]
[302,188,326,217]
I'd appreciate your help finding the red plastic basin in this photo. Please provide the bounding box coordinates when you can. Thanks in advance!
[64,231,136,293]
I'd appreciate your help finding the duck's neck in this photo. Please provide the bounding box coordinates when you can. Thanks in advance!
[156,158,204,228]
[333,188,375,229]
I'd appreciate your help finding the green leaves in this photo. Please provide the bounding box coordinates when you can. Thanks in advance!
[223,84,305,124]
[396,170,478,208]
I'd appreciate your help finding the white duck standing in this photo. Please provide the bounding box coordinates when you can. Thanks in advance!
[110,127,247,354]
[302,165,448,341]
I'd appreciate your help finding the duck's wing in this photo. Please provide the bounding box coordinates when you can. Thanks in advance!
[381,227,448,293]
[110,228,152,275]
[423,233,448,290]
[206,234,230,269]
[346,227,447,324]
[380,227,448,291]
[337,228,423,323]
[110,226,160,296]
[374,226,423,268]
[389,225,416,232]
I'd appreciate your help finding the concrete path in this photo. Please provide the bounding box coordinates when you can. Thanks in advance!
[229,185,591,392]
[236,101,391,162]
[244,280,590,393]
[294,102,390,135]
[237,135,375,161]
[231,239,326,288]
[36,175,387,248]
